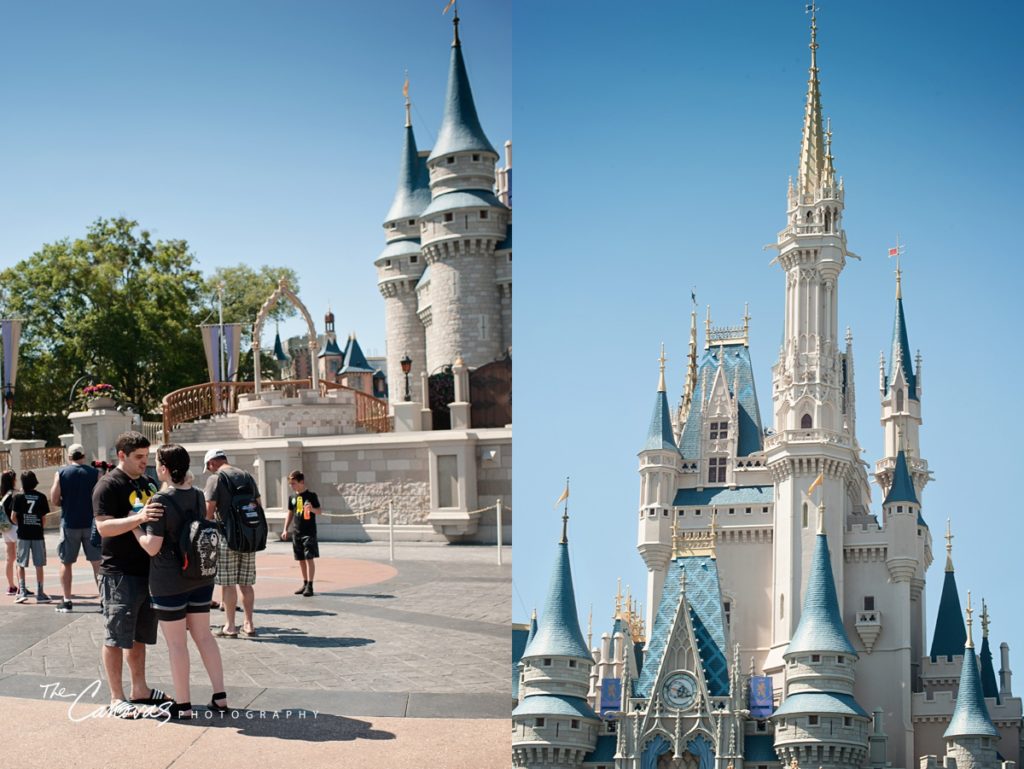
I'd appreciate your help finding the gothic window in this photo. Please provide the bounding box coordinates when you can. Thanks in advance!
[801,413,813,429]
[805,210,813,223]
[896,389,904,411]
[825,210,832,232]
[864,596,875,611]
[709,421,728,439]
[723,601,731,626]
[708,457,726,483]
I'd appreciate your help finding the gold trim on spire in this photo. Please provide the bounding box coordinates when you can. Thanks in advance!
[615,578,624,619]
[965,591,974,649]
[658,343,667,393]
[798,1,826,197]
[945,518,954,572]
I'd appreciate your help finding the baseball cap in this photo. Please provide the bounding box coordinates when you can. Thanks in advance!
[203,449,227,465]
[68,443,86,460]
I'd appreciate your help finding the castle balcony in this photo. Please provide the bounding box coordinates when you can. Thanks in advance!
[763,428,848,451]
[854,610,882,654]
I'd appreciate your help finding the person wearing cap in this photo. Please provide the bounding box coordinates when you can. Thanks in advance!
[50,443,101,612]
[203,449,261,638]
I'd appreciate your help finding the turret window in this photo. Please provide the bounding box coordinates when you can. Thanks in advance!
[568,659,577,668]
[864,596,875,611]
[535,718,545,727]
[812,654,821,662]
[709,421,728,439]
[570,719,580,729]
[844,717,852,727]
[480,210,489,219]
[896,389,904,411]
[801,414,813,429]
[410,255,418,263]
[444,212,454,222]
[808,715,819,725]
[543,658,552,666]
[472,154,481,161]
[408,219,415,226]
[446,155,455,164]
[708,457,726,483]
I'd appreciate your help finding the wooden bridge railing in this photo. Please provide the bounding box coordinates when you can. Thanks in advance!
[21,446,68,471]
[162,380,391,442]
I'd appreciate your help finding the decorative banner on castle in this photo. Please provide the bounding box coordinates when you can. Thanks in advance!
[201,324,243,382]
[0,319,21,440]
[749,675,773,718]
[600,678,622,716]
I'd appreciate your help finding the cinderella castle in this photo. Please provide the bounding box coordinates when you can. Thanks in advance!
[513,8,1023,769]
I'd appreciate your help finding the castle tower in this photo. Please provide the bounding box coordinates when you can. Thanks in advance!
[772,502,870,769]
[419,12,511,371]
[637,347,680,635]
[376,84,430,398]
[513,510,599,769]
[764,3,869,671]
[317,309,344,382]
[942,594,1001,769]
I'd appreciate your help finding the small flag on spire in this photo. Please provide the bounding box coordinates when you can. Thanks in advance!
[442,0,456,13]
[807,472,824,496]
[554,481,569,509]
[888,246,899,258]
[402,77,409,99]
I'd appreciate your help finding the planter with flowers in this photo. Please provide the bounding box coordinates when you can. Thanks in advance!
[81,383,122,410]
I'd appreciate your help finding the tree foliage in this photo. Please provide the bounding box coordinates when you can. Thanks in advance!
[201,265,301,345]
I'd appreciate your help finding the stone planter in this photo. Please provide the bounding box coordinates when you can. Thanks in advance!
[87,396,117,410]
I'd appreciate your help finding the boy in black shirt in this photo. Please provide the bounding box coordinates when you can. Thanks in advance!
[281,470,320,597]
[12,471,50,603]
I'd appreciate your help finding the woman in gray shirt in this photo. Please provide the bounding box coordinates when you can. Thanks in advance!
[135,444,228,718]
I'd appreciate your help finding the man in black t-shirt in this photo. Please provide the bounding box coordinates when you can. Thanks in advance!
[281,470,320,597]
[92,431,170,717]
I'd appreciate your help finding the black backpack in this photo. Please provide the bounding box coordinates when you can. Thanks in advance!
[161,490,221,579]
[216,469,267,553]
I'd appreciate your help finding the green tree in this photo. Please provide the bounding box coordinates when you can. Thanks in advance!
[0,218,207,429]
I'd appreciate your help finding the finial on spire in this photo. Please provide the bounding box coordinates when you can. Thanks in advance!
[559,476,570,544]
[743,302,751,344]
[452,5,460,46]
[658,343,667,393]
[966,590,974,649]
[807,1,818,59]
[587,604,593,650]
[981,598,990,639]
[615,577,623,618]
[817,500,826,535]
[705,305,712,347]
[798,1,825,196]
[889,235,905,299]
[403,71,411,128]
[945,518,954,572]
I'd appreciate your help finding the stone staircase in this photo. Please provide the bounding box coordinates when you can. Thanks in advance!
[169,413,242,443]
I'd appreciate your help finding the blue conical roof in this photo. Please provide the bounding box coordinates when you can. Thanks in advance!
[787,532,857,655]
[428,29,496,160]
[340,335,374,374]
[884,450,918,506]
[318,334,344,358]
[527,612,538,646]
[385,124,431,223]
[643,389,677,452]
[887,295,918,401]
[273,330,289,362]
[980,635,1000,704]
[930,570,967,659]
[523,541,591,660]
[944,645,998,738]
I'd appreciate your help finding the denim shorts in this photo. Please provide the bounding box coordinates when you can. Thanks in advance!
[100,574,158,649]
[150,583,216,622]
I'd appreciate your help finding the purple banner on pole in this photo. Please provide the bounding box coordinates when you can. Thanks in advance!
[600,678,622,716]
[749,675,773,719]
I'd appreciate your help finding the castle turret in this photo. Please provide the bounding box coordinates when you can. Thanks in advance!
[637,347,680,638]
[316,309,345,382]
[513,508,599,768]
[930,520,967,660]
[419,12,510,371]
[773,502,870,769]
[377,86,430,398]
[942,593,1000,769]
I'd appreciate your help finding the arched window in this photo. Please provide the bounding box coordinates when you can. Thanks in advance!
[805,210,813,223]
[802,503,808,528]
[801,413,813,429]
[824,210,832,232]
[896,389,904,411]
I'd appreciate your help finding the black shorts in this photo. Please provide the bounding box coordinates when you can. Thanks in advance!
[292,534,319,561]
[100,574,158,649]
[151,583,216,622]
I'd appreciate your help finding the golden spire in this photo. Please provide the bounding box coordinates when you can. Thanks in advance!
[981,599,990,639]
[798,1,826,196]
[658,343,667,393]
[945,518,954,572]
[680,292,699,425]
[559,476,570,544]
[965,591,974,649]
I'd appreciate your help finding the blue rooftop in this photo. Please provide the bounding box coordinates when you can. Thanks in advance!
[377,239,423,261]
[637,556,728,698]
[512,693,598,720]
[678,344,764,459]
[415,264,431,290]
[883,450,919,506]
[385,124,431,223]
[743,734,779,762]
[773,691,868,718]
[944,644,998,738]
[273,330,289,362]
[428,29,496,161]
[318,334,344,358]
[673,485,772,507]
[787,532,857,655]
[980,635,1001,704]
[583,735,617,764]
[523,541,592,660]
[512,625,529,700]
[643,389,677,452]
[930,570,967,659]
[885,295,918,401]
[420,188,505,217]
[340,335,374,374]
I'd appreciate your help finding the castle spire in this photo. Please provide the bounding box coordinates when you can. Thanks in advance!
[797,1,827,197]
[678,295,699,427]
[886,249,917,401]
[929,519,967,658]
[979,599,1001,703]
[644,346,678,452]
[944,591,999,740]
[384,83,431,224]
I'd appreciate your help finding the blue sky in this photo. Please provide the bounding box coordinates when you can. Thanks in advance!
[0,0,511,358]
[513,0,1024,664]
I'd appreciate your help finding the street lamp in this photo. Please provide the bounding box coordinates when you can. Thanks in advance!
[400,354,412,402]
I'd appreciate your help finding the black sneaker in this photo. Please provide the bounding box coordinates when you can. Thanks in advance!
[56,600,73,613]
[293,583,308,595]
[302,583,314,597]
[36,592,51,604]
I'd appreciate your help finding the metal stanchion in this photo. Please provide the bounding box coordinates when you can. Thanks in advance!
[388,500,395,562]
[496,498,503,565]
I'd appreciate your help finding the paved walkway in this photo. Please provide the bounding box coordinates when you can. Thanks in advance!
[0,540,512,768]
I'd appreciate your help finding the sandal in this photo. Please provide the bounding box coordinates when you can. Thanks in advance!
[108,700,144,719]
[214,626,239,638]
[209,691,228,713]
[171,701,194,719]
[130,688,174,705]
[239,627,258,638]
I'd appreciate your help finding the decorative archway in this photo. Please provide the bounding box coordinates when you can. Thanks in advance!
[252,278,320,394]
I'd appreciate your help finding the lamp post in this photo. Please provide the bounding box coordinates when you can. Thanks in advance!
[400,354,412,402]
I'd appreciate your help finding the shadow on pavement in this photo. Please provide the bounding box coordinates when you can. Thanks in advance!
[175,708,395,742]
[324,592,395,599]
[247,627,375,648]
[257,609,338,617]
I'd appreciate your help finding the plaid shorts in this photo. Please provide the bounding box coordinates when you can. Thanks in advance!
[214,539,256,586]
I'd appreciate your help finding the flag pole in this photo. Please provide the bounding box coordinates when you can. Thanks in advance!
[560,476,570,544]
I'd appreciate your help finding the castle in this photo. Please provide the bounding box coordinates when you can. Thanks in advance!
[375,10,511,394]
[513,8,1022,769]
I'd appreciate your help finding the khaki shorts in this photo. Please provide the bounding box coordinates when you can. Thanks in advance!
[58,525,101,564]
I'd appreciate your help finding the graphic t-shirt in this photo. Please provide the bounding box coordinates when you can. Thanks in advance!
[58,463,100,529]
[142,486,214,597]
[12,491,49,540]
[287,490,320,537]
[94,467,158,577]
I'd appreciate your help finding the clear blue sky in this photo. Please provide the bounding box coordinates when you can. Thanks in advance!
[513,0,1024,665]
[0,0,511,358]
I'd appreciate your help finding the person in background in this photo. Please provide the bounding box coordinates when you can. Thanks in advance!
[50,443,101,612]
[1,470,20,597]
[12,471,50,604]
[281,470,321,597]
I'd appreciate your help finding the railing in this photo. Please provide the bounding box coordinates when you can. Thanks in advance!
[141,421,164,445]
[21,446,67,470]
[162,379,392,442]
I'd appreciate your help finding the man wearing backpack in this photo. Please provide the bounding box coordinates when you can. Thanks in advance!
[203,449,263,639]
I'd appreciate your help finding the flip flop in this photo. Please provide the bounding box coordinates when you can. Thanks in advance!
[239,627,258,638]
[214,626,239,638]
[130,688,174,706]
